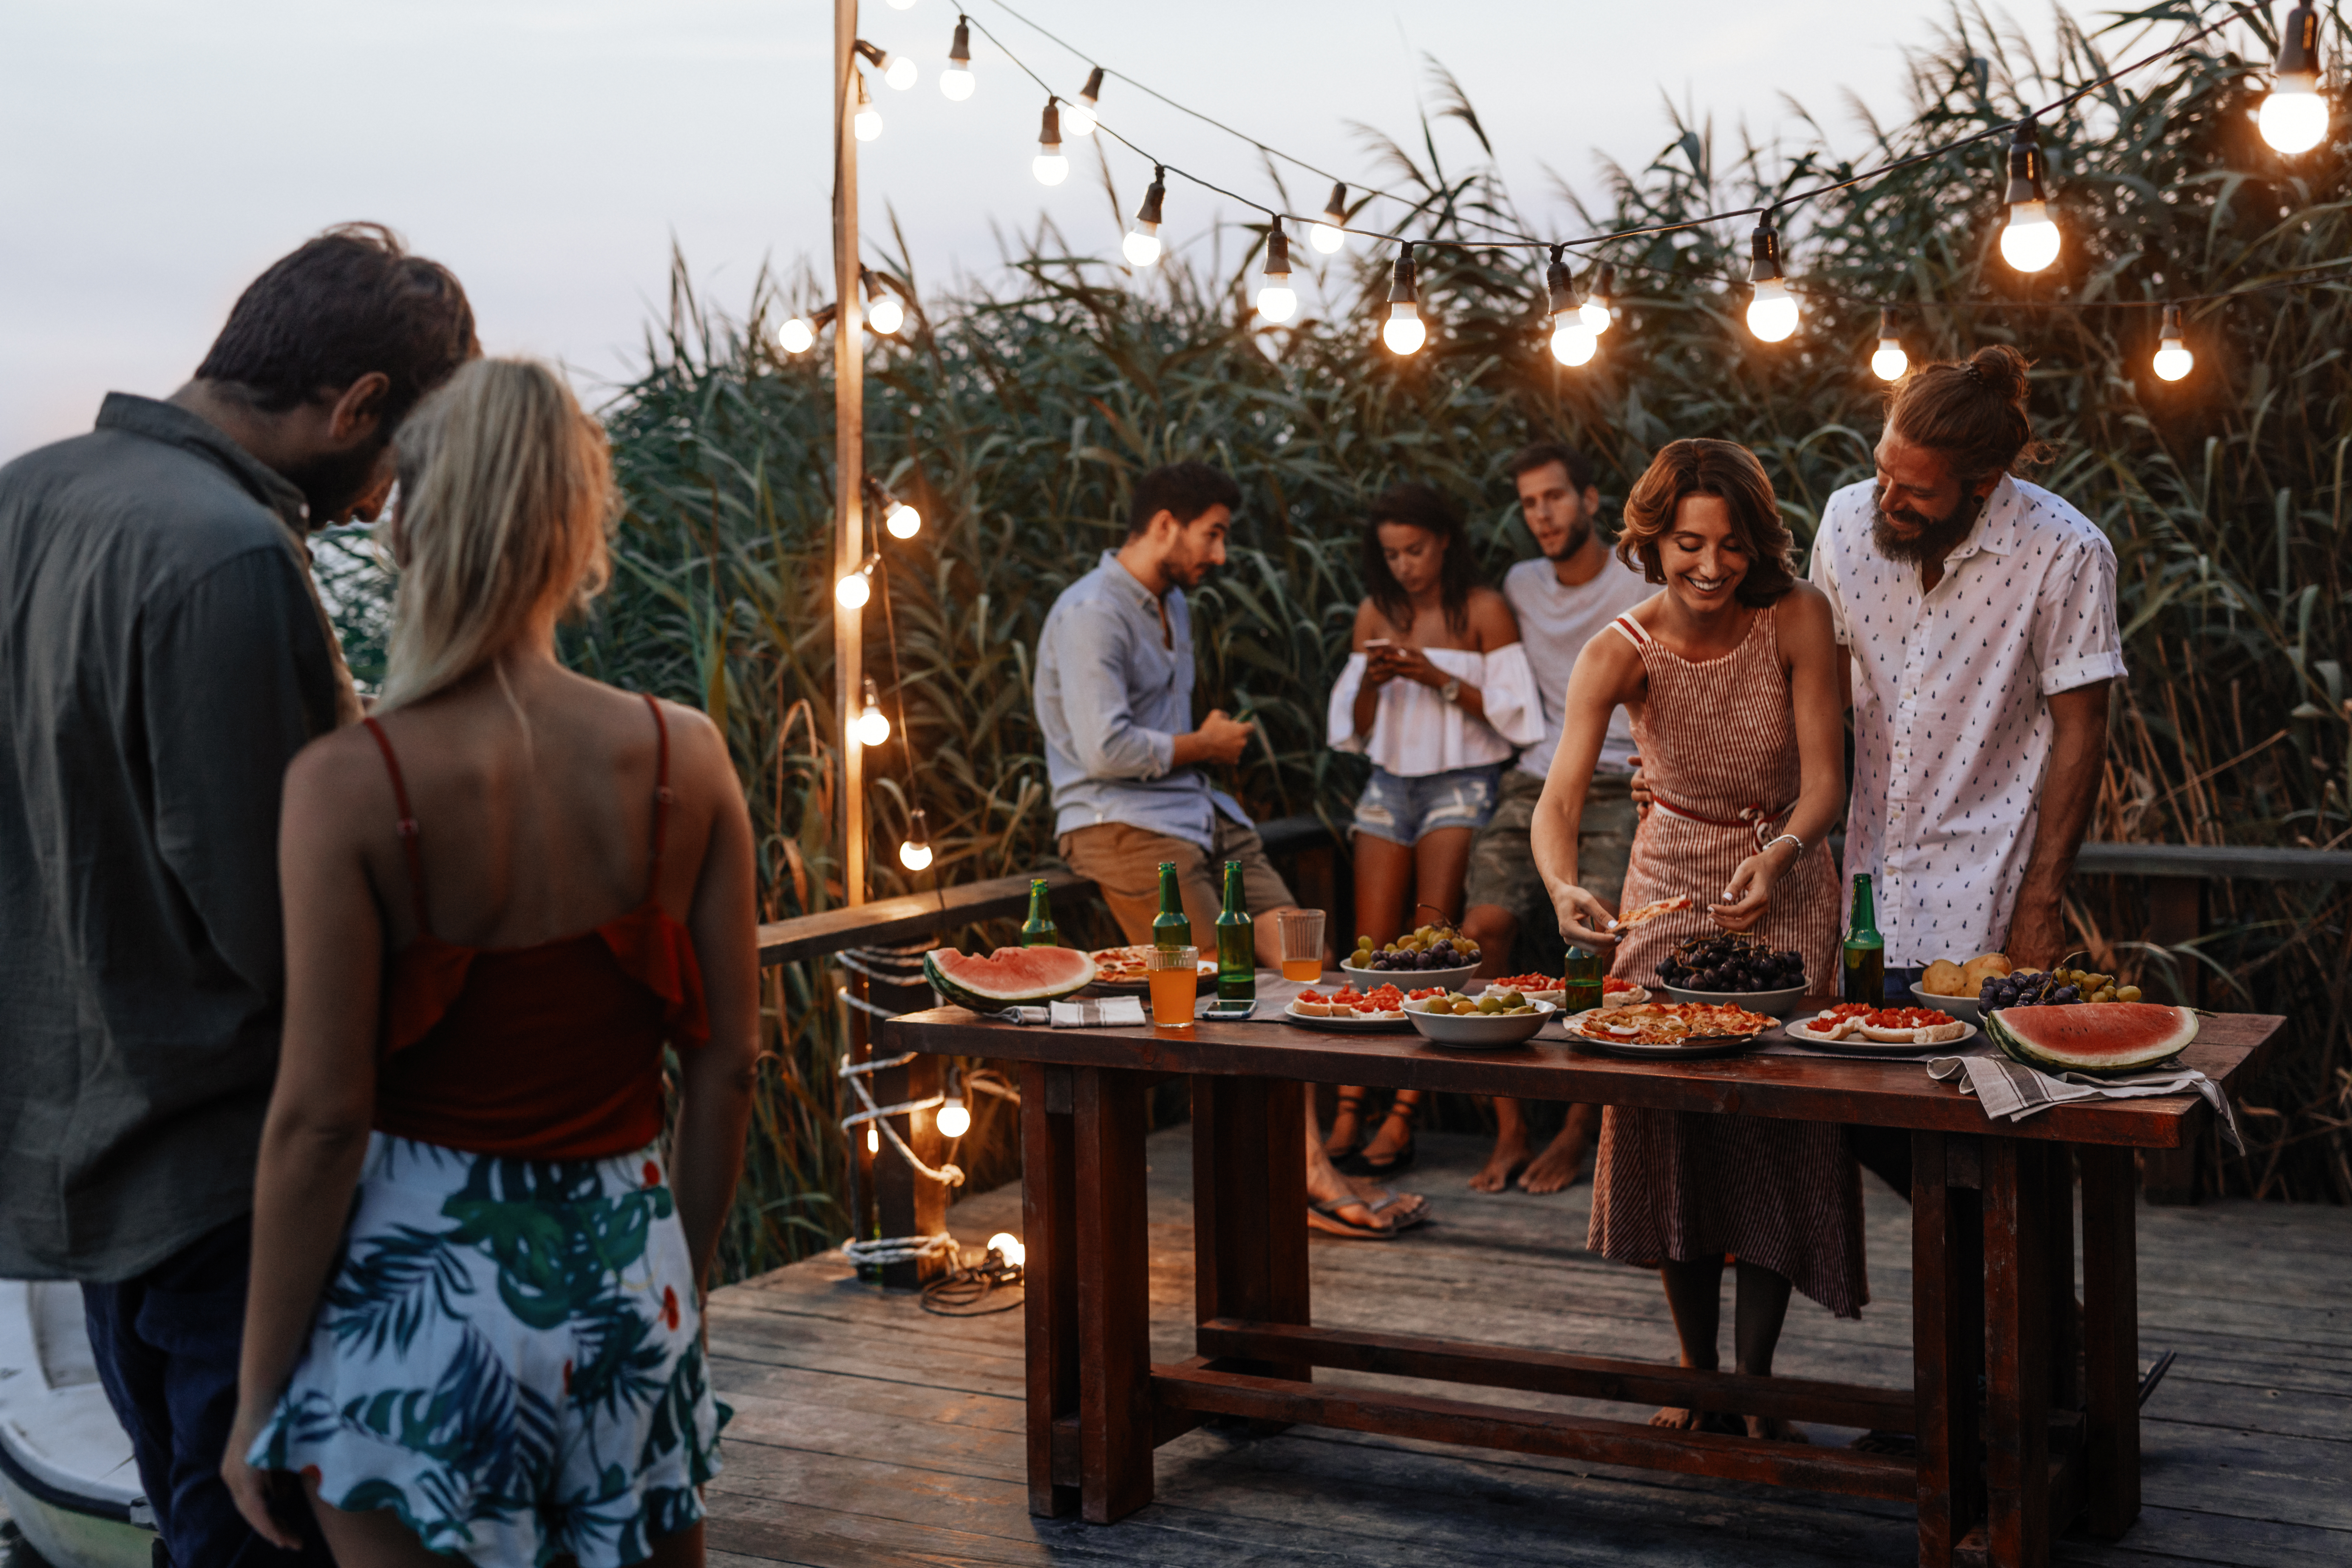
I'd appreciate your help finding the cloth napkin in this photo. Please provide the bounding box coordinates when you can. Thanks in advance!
[1926,1054,2243,1152]
[987,997,1149,1027]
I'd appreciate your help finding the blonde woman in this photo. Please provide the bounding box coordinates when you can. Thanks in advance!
[220,359,759,1566]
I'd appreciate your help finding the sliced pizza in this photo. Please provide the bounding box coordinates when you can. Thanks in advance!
[1610,894,1695,931]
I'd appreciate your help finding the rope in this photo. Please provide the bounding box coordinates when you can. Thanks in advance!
[839,1051,965,1187]
[836,983,906,1022]
[843,1232,958,1266]
[837,945,933,982]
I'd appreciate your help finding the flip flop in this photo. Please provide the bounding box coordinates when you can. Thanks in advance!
[1356,1189,1429,1232]
[1307,1195,1395,1239]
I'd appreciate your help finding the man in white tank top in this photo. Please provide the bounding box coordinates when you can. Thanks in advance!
[1461,443,1652,1195]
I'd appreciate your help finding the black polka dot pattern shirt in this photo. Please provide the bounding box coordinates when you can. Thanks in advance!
[1808,475,2127,965]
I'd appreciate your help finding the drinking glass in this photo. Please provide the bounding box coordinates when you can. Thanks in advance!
[1274,909,1326,983]
[1147,945,1200,1029]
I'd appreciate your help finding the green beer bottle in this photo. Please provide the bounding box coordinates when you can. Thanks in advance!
[1214,860,1256,1002]
[1842,874,1886,1008]
[1151,862,1192,950]
[1018,877,1058,947]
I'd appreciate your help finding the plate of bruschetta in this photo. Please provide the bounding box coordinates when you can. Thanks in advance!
[1782,1003,1976,1055]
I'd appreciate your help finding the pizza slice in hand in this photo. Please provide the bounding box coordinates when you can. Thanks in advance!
[1610,894,1695,930]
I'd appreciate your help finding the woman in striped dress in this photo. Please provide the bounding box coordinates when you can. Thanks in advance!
[1530,439,1861,1441]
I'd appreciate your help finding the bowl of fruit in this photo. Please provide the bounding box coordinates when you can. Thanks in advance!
[1979,966,2141,1011]
[1656,934,1812,1017]
[1341,923,1481,992]
[1403,988,1555,1047]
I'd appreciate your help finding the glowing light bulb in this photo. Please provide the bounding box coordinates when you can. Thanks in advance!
[1381,246,1425,354]
[854,105,882,141]
[2152,305,2193,382]
[835,567,872,609]
[1065,66,1102,136]
[885,499,920,538]
[898,838,933,870]
[1549,322,1597,366]
[884,55,917,91]
[1310,181,1349,253]
[2261,5,2329,154]
[940,19,975,100]
[1580,295,1612,334]
[867,293,904,335]
[854,702,890,748]
[1033,98,1067,185]
[987,1231,1026,1268]
[1869,308,1908,381]
[936,1099,970,1139]
[866,1127,880,1154]
[778,316,815,355]
[1746,279,1798,342]
[1255,229,1296,323]
[2000,202,2060,272]
[1124,169,1166,268]
[1745,220,1798,342]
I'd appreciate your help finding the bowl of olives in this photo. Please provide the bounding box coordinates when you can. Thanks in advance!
[1656,934,1812,1018]
[1404,989,1555,1047]
[1342,924,1481,993]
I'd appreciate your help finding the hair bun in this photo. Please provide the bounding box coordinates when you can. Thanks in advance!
[1967,345,2030,406]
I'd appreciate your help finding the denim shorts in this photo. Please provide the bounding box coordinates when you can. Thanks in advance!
[1353,763,1503,846]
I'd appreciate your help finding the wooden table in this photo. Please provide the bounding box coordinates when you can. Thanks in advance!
[883,1005,2281,1567]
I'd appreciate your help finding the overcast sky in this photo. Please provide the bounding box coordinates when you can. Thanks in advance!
[0,0,2191,462]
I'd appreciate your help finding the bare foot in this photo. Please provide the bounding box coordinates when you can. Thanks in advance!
[1745,1415,1810,1443]
[1323,1102,1363,1160]
[1649,1406,1705,1430]
[1358,1105,1414,1167]
[1469,1128,1530,1192]
[1518,1115,1593,1195]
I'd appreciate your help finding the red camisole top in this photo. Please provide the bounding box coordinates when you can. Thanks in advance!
[365,693,709,1159]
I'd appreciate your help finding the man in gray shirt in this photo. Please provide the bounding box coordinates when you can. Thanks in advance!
[0,224,476,1564]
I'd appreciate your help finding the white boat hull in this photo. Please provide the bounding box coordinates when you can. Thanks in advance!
[0,1281,155,1568]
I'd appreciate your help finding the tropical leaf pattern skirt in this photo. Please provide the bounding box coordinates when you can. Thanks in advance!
[251,1133,724,1566]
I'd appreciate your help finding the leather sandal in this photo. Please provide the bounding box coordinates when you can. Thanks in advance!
[1323,1089,1368,1162]
[1342,1094,1420,1176]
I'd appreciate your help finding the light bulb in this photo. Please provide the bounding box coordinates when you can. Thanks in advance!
[1310,181,1349,253]
[1872,341,1909,381]
[867,294,904,336]
[884,55,917,91]
[1035,152,1069,185]
[885,500,920,538]
[854,105,883,141]
[1382,304,1426,355]
[1033,99,1066,185]
[898,837,933,870]
[1065,67,1101,137]
[2152,306,2193,382]
[1580,298,1611,334]
[834,568,872,609]
[854,703,890,748]
[1124,170,1167,268]
[1255,229,1295,323]
[940,18,974,99]
[936,1099,970,1139]
[778,316,815,355]
[1123,228,1162,267]
[1746,279,1799,342]
[2261,6,2329,154]
[866,1126,880,1154]
[1549,321,1597,366]
[987,1231,1026,1268]
[1255,285,1297,324]
[2000,200,2060,273]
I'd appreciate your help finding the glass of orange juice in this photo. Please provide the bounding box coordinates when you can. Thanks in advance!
[1147,946,1200,1029]
[1274,909,1326,983]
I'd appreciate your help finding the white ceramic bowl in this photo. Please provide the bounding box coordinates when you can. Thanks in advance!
[1660,982,1811,1018]
[1342,957,1480,992]
[1906,982,1983,1024]
[1404,996,1556,1047]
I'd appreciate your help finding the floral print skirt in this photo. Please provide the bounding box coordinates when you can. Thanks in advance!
[251,1133,724,1567]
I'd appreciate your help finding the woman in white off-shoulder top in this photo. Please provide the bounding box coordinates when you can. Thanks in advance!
[1322,483,1542,1176]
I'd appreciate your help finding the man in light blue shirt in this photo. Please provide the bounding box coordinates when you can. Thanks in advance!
[1037,461,1299,951]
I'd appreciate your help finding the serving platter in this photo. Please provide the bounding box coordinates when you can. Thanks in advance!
[1281,1002,1415,1033]
[1782,1018,1980,1057]
[1559,1008,1766,1060]
[1085,947,1218,994]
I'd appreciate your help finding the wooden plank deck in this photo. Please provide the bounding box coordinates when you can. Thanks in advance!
[703,1126,2348,1567]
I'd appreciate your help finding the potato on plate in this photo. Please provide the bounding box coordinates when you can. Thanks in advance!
[1920,959,1968,996]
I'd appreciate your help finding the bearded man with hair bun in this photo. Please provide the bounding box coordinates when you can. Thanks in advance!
[1806,344,2126,1196]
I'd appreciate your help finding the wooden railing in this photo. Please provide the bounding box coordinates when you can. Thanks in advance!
[756,828,2352,1241]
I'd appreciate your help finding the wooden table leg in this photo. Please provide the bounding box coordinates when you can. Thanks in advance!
[1074,1065,1154,1522]
[1192,1076,1309,1383]
[1912,1131,1983,1567]
[2046,1147,2080,1418]
[1021,1063,1078,1518]
[1985,1138,2053,1568]
[2079,1145,2141,1538]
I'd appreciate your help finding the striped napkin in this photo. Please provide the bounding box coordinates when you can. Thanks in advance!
[1926,1054,2243,1152]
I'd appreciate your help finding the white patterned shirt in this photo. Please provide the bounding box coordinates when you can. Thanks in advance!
[1809,475,2126,965]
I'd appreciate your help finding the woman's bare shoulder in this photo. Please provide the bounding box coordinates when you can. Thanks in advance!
[1350,597,1386,648]
[1465,586,1518,648]
[1774,581,1836,637]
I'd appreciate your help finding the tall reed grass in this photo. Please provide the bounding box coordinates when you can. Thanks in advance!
[320,2,2352,1269]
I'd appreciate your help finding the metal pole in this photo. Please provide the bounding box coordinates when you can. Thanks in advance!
[832,0,866,910]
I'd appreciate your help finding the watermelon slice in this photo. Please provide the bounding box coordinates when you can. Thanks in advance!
[1987,1002,2198,1076]
[923,945,1098,1010]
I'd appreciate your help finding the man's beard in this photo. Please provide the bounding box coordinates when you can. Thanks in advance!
[1541,513,1592,563]
[1871,483,1986,567]
[275,439,390,527]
